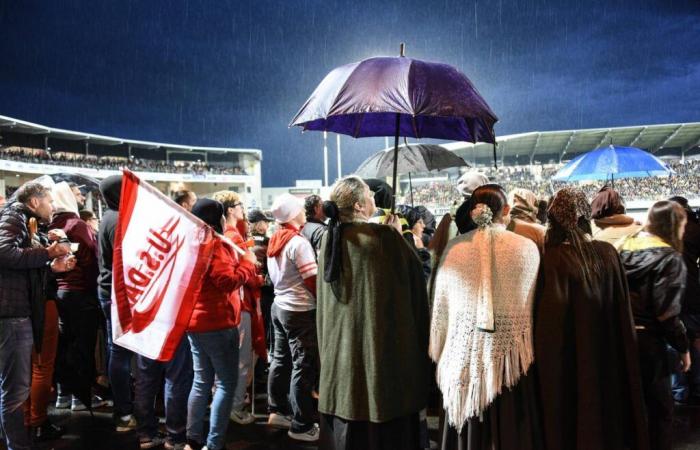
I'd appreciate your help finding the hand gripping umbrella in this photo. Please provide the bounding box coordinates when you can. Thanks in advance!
[290,43,497,212]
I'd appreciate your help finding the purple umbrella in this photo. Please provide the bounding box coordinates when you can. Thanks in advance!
[290,45,498,212]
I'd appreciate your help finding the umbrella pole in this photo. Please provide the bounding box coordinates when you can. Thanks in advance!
[391,113,400,214]
[409,172,414,207]
[492,134,498,169]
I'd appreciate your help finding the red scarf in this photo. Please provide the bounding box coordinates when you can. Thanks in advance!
[267,223,301,257]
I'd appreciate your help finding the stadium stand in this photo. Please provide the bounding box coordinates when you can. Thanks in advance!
[0,146,248,175]
[397,159,700,208]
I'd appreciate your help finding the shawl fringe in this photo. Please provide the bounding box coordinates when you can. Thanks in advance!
[438,327,533,433]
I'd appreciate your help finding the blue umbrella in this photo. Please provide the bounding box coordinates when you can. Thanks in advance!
[290,44,497,212]
[552,145,673,183]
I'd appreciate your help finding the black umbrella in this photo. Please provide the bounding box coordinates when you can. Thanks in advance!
[49,173,101,192]
[355,144,468,206]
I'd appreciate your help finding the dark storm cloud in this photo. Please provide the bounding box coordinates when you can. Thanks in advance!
[0,0,698,186]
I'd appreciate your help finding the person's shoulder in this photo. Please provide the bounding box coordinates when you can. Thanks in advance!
[513,219,545,236]
[590,239,622,261]
[503,227,539,256]
[0,204,25,224]
[290,234,314,250]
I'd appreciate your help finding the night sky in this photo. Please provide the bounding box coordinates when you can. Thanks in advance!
[0,0,698,186]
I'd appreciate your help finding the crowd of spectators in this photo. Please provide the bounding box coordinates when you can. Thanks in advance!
[397,159,700,206]
[0,146,249,175]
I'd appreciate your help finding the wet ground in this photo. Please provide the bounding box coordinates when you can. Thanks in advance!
[2,397,699,449]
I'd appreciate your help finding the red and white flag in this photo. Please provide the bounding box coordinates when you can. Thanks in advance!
[112,170,217,361]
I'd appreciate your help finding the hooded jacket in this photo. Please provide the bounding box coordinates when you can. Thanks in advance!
[620,234,689,353]
[592,214,642,248]
[49,182,98,293]
[97,175,121,300]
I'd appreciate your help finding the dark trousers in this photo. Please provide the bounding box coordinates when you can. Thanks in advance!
[638,332,674,450]
[672,314,700,402]
[134,338,193,443]
[0,317,33,450]
[267,303,318,433]
[55,290,100,400]
[99,295,134,418]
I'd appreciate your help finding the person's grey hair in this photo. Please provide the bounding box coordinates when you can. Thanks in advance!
[330,176,367,222]
[16,182,50,205]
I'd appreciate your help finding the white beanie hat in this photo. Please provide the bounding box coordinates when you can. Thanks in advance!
[456,172,489,197]
[271,193,304,224]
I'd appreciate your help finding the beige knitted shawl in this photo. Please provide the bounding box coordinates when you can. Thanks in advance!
[429,225,540,431]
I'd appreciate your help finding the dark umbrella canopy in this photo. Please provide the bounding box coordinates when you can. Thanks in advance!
[49,173,101,192]
[290,56,498,143]
[354,144,468,178]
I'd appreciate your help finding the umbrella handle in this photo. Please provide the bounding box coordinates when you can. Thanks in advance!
[391,113,400,215]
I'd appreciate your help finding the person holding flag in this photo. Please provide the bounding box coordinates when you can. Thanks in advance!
[185,198,257,450]
[110,171,256,450]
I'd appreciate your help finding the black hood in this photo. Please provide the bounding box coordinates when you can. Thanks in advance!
[191,198,224,234]
[99,175,122,211]
[396,204,420,229]
[364,178,393,209]
[414,205,436,233]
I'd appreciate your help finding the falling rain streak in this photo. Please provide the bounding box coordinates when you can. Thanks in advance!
[0,0,697,186]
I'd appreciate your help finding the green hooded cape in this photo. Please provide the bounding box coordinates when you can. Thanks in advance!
[317,222,430,422]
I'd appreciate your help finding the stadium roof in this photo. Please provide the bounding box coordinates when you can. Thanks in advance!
[442,122,700,166]
[0,114,261,159]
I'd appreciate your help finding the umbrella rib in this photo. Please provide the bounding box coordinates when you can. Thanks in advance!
[411,115,419,138]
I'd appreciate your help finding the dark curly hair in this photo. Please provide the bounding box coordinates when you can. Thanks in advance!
[304,194,323,220]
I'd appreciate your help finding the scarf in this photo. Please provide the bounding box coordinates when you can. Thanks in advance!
[430,224,539,431]
[509,189,539,223]
[548,187,591,230]
[267,223,301,258]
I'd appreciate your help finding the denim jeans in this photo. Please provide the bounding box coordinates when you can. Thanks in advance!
[670,338,700,402]
[134,338,193,444]
[99,296,134,418]
[267,304,318,433]
[0,317,33,450]
[187,327,239,450]
[232,311,254,412]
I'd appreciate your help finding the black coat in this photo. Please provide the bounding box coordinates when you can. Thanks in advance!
[620,243,689,353]
[0,203,50,318]
[680,218,700,336]
[0,203,52,350]
[97,208,117,300]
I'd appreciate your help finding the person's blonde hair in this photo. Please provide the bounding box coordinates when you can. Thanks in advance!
[212,191,241,211]
[330,176,367,222]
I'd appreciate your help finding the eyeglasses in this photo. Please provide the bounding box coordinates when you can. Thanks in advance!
[233,203,244,208]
